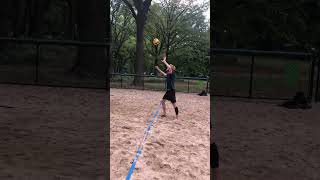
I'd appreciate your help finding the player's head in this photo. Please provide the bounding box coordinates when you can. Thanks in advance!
[166,64,176,73]
[170,64,176,71]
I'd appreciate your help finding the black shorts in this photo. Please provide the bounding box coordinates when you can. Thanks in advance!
[211,143,219,168]
[163,89,176,103]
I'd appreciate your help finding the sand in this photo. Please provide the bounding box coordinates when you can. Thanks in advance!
[214,97,320,180]
[110,88,210,180]
[0,84,107,180]
[2,83,318,180]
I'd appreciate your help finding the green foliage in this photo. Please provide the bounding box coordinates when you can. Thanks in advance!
[285,62,300,88]
[111,0,136,73]
[214,0,320,51]
[44,0,68,36]
[112,0,210,76]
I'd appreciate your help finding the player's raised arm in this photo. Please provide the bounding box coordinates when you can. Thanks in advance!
[161,56,173,74]
[161,56,171,68]
[155,66,167,77]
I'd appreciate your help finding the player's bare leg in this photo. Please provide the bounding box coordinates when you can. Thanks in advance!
[161,100,166,117]
[172,102,178,120]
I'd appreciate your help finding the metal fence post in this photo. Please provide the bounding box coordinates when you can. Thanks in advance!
[143,75,144,90]
[187,79,190,93]
[35,43,40,84]
[308,55,315,101]
[315,55,320,103]
[249,55,255,98]
[206,77,209,93]
[121,74,123,88]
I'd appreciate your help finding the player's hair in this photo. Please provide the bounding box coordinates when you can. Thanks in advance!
[170,64,176,71]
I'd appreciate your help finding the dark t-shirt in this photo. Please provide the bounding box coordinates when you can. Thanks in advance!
[166,73,175,90]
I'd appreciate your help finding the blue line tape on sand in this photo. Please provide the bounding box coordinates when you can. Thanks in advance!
[126,148,141,180]
[125,102,162,180]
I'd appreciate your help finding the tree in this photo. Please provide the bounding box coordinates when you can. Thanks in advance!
[72,0,106,79]
[214,0,320,51]
[145,0,209,76]
[111,0,135,73]
[122,0,152,86]
[31,0,51,37]
[0,0,10,36]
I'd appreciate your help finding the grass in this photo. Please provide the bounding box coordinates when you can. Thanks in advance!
[213,74,309,98]
[110,72,309,97]
[211,55,313,98]
[215,55,310,74]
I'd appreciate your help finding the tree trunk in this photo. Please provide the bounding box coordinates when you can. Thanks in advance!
[165,31,170,61]
[133,15,145,86]
[29,0,49,38]
[65,0,77,39]
[68,0,79,73]
[14,0,27,37]
[76,0,106,79]
[24,0,33,37]
[0,0,10,36]
[153,45,158,75]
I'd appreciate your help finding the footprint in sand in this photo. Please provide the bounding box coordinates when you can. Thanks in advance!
[190,152,198,156]
[155,140,165,148]
[160,163,172,170]
[122,126,131,130]
[120,158,129,166]
[152,161,172,172]
[186,170,197,179]
[145,154,173,172]
[170,149,180,156]
[146,160,152,166]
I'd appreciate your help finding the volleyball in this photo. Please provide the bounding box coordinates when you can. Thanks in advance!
[152,38,160,46]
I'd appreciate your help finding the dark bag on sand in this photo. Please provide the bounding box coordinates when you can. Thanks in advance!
[211,143,219,168]
[198,90,207,96]
[279,92,312,109]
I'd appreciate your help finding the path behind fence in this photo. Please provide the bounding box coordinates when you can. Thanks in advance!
[110,73,209,93]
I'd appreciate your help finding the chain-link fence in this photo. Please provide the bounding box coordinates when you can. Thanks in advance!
[0,37,109,89]
[110,73,209,93]
[211,49,318,101]
[2,39,319,101]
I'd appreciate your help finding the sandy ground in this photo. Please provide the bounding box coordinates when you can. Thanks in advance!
[110,88,210,180]
[0,84,107,180]
[2,83,318,180]
[213,97,320,180]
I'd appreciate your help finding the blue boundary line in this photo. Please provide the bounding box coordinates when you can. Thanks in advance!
[125,102,162,180]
